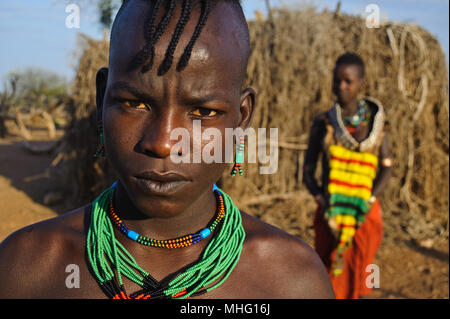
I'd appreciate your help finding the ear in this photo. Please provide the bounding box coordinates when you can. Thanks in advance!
[238,87,256,129]
[359,77,366,96]
[96,67,109,122]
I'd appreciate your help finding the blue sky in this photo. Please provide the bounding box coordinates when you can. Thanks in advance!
[0,0,448,84]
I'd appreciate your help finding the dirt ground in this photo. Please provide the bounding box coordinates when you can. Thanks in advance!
[0,129,448,299]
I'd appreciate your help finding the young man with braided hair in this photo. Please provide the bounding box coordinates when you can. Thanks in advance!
[0,0,334,299]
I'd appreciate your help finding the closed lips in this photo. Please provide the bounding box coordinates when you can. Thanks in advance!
[134,171,189,182]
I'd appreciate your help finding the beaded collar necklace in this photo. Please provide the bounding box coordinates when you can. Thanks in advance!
[327,97,385,152]
[86,183,245,299]
[108,182,225,248]
[342,100,371,133]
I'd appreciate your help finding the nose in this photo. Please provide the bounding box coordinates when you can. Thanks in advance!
[338,80,347,92]
[137,109,176,158]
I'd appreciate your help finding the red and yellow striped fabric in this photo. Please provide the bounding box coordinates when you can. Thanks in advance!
[328,145,378,201]
[326,145,379,276]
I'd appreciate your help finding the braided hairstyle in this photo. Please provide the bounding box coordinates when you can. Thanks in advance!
[114,0,243,76]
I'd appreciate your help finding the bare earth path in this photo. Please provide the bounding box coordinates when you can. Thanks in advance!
[0,133,59,241]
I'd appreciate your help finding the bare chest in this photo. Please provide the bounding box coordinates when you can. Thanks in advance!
[39,264,274,299]
[37,243,276,299]
[349,122,370,143]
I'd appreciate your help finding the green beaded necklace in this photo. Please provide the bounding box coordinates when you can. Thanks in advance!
[86,183,245,299]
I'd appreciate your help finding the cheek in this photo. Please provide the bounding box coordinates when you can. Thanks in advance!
[190,127,231,183]
[350,84,362,94]
[189,162,227,185]
[103,108,142,162]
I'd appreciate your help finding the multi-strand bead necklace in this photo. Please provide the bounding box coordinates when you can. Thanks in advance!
[86,183,245,299]
[108,182,225,249]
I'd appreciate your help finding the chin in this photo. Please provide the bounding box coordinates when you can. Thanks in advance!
[337,96,352,105]
[117,177,184,217]
[133,190,185,219]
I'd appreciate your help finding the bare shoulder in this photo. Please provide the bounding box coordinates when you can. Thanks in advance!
[240,212,335,299]
[0,206,88,298]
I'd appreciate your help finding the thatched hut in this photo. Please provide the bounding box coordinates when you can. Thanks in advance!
[56,8,449,244]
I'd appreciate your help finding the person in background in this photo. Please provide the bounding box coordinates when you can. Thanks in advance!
[303,52,393,299]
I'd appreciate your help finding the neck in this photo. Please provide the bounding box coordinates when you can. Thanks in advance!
[113,182,217,241]
[339,98,359,116]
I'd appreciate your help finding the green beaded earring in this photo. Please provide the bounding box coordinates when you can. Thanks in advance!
[94,120,105,158]
[231,135,244,176]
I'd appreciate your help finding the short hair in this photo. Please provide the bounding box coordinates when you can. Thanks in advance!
[334,52,365,78]
[111,0,245,76]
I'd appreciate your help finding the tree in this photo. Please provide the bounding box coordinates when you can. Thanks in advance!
[98,0,119,30]
[3,67,69,111]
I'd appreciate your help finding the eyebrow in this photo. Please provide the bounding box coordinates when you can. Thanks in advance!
[109,81,153,100]
[109,81,233,107]
[182,94,228,106]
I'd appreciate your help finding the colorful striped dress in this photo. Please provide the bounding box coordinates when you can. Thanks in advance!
[311,97,386,298]
[326,145,378,274]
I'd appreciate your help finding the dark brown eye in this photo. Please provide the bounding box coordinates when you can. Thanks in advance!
[191,108,217,117]
[122,100,149,110]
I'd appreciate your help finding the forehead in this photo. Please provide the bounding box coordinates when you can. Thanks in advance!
[108,1,248,95]
[334,64,362,78]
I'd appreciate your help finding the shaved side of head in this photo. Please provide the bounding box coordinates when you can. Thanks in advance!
[109,0,250,83]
